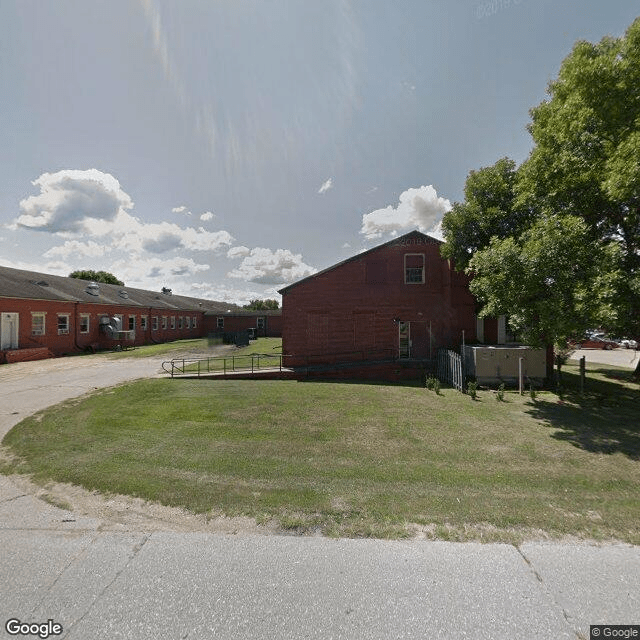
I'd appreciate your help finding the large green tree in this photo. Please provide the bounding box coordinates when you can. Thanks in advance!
[468,215,623,348]
[242,298,280,310]
[69,270,124,286]
[517,17,640,342]
[442,18,640,376]
[440,157,533,270]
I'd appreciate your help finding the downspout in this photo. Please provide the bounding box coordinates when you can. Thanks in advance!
[73,302,83,352]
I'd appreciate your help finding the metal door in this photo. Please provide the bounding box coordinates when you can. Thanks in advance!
[1,313,19,350]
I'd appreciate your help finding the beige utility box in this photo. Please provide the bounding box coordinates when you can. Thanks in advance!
[463,345,546,387]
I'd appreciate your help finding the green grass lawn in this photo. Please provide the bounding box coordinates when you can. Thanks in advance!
[2,361,639,543]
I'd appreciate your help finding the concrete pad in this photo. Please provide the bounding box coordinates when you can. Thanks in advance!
[67,535,574,640]
[0,494,100,531]
[520,542,640,638]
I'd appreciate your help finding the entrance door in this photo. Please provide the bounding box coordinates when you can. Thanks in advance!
[1,313,19,350]
[398,321,410,358]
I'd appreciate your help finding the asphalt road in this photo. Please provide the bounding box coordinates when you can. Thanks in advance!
[1,353,638,639]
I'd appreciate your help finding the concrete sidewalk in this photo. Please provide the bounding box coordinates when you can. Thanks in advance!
[1,354,638,639]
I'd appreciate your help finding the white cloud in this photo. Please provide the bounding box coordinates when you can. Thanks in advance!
[318,178,333,194]
[227,247,316,285]
[227,246,251,259]
[172,205,192,216]
[43,240,110,259]
[110,255,210,287]
[15,169,133,234]
[189,282,280,307]
[342,242,351,249]
[200,211,215,221]
[360,185,451,240]
[13,170,234,256]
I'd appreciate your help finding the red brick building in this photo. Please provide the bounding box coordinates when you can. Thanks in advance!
[278,230,479,371]
[0,266,279,363]
[203,310,283,339]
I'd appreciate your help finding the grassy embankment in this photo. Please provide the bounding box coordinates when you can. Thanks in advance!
[1,356,638,543]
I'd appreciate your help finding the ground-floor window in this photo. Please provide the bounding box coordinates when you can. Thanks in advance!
[80,314,90,334]
[257,317,265,330]
[141,315,148,330]
[217,317,224,329]
[57,314,70,335]
[192,316,197,329]
[152,316,159,331]
[170,316,176,329]
[128,315,136,331]
[185,317,190,329]
[31,312,46,336]
[178,316,184,329]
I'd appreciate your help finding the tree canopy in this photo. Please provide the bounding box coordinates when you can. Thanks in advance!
[69,270,124,286]
[242,298,280,310]
[441,17,640,364]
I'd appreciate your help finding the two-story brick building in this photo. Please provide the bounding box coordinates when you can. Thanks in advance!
[278,230,480,373]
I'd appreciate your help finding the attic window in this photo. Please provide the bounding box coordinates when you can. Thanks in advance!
[119,290,129,299]
[85,282,100,296]
[31,280,49,287]
[404,254,425,284]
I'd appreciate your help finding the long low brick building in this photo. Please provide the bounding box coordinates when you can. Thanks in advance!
[0,266,280,363]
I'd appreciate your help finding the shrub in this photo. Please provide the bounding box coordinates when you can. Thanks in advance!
[467,381,478,400]
[496,383,505,402]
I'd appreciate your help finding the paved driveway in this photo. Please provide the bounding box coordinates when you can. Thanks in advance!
[1,352,639,639]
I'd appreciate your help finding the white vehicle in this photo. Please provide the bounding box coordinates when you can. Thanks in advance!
[619,338,638,350]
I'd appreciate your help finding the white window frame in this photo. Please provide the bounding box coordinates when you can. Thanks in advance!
[178,316,184,330]
[128,315,136,332]
[257,317,265,330]
[141,315,148,330]
[170,316,176,330]
[31,312,46,336]
[57,314,70,335]
[185,317,191,329]
[161,316,168,330]
[152,316,159,331]
[217,317,224,329]
[80,314,90,334]
[192,316,197,329]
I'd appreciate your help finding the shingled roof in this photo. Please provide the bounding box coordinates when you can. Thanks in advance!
[0,264,239,313]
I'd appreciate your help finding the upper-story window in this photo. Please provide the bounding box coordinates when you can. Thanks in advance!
[404,253,425,284]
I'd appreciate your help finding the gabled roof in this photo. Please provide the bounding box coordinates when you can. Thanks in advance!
[0,264,239,313]
[278,230,442,294]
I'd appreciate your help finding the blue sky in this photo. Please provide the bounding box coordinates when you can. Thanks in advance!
[1,1,638,304]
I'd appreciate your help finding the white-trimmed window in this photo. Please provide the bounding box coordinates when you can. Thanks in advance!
[80,314,90,334]
[178,316,184,330]
[141,315,148,330]
[170,316,176,329]
[257,317,265,330]
[404,253,425,284]
[192,316,197,329]
[128,315,136,331]
[185,317,191,329]
[152,316,159,331]
[161,316,168,330]
[31,312,46,336]
[57,314,70,335]
[217,317,224,329]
